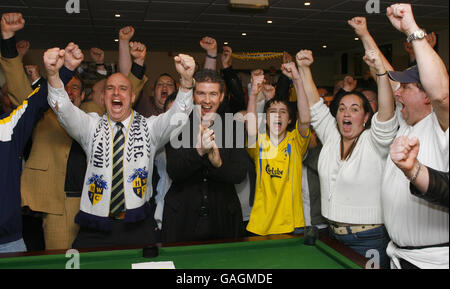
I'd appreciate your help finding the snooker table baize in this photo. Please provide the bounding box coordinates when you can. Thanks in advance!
[0,231,369,270]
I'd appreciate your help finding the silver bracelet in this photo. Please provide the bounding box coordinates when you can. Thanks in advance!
[408,161,422,183]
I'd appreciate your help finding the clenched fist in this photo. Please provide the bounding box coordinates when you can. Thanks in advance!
[296,50,314,68]
[390,136,420,175]
[250,73,265,98]
[64,42,84,71]
[281,62,300,81]
[90,47,104,64]
[119,26,135,41]
[174,54,195,90]
[16,40,30,58]
[221,46,232,69]
[347,17,369,37]
[1,13,25,39]
[386,3,420,36]
[200,36,217,55]
[44,48,65,78]
[129,41,146,66]
[363,49,384,74]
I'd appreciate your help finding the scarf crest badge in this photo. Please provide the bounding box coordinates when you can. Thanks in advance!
[86,112,151,206]
[87,174,108,205]
[128,167,148,199]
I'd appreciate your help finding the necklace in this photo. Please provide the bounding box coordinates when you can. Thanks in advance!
[340,135,360,161]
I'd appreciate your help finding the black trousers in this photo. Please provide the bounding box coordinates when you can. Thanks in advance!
[22,208,45,252]
[72,215,160,249]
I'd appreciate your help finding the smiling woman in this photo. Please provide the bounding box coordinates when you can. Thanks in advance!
[298,48,397,268]
[336,91,373,159]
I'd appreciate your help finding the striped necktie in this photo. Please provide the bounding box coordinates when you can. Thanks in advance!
[110,122,125,217]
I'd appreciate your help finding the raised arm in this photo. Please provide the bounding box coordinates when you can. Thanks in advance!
[348,18,394,74]
[128,41,148,101]
[220,46,246,113]
[148,54,194,150]
[245,70,264,143]
[118,26,135,76]
[387,3,449,131]
[89,47,107,76]
[362,49,395,122]
[45,43,96,149]
[200,36,217,71]
[0,12,32,106]
[281,61,310,136]
[296,50,320,107]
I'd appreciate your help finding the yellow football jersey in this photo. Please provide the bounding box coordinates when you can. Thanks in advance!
[246,125,310,235]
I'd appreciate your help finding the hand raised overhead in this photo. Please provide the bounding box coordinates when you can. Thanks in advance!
[250,71,265,98]
[200,36,217,54]
[1,12,25,39]
[64,42,84,71]
[129,41,146,65]
[43,48,65,78]
[343,76,357,92]
[363,49,384,74]
[221,46,232,69]
[347,17,369,37]
[16,40,30,58]
[174,54,195,89]
[386,3,420,36]
[119,26,135,41]
[296,50,314,68]
[90,47,104,64]
[281,61,300,80]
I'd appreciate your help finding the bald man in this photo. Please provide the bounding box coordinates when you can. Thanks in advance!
[46,44,195,249]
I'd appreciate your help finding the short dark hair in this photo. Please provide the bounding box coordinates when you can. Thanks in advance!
[154,73,176,89]
[70,73,84,92]
[193,69,225,93]
[263,97,297,132]
[338,91,374,129]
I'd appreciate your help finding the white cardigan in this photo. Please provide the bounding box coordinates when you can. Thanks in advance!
[310,99,398,225]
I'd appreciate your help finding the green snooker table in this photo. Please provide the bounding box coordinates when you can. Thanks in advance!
[0,233,367,269]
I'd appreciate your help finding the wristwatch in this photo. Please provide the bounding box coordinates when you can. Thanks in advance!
[407,30,427,43]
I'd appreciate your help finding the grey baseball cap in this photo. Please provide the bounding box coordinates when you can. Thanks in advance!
[388,65,421,84]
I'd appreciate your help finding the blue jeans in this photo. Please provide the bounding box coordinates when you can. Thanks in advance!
[329,225,390,269]
[0,238,27,254]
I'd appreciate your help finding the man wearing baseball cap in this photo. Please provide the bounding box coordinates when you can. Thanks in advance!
[381,4,449,269]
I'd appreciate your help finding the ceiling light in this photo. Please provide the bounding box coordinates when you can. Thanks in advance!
[114,39,119,42]
[304,2,311,6]
[229,0,269,10]
[322,45,327,48]
[224,42,229,45]
[354,37,359,40]
[267,20,273,24]
[242,32,247,36]
[115,14,121,18]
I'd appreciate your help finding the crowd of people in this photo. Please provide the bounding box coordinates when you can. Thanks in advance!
[0,3,448,269]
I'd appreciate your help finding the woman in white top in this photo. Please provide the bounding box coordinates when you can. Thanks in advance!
[297,49,398,268]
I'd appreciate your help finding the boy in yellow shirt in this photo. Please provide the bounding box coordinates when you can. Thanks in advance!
[245,63,310,235]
